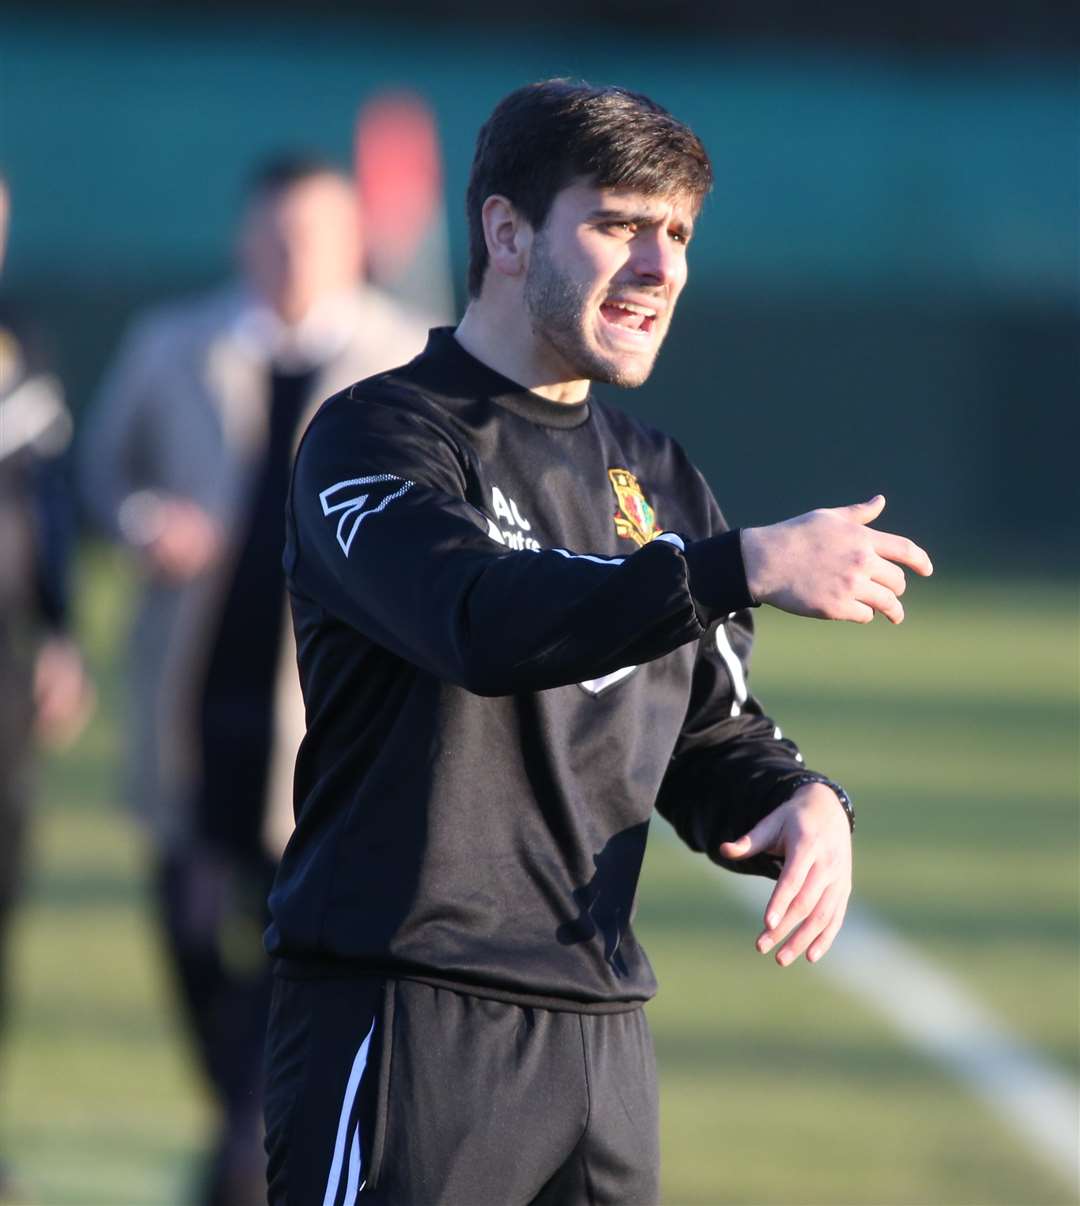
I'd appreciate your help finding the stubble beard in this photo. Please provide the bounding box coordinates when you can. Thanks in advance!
[523,233,660,389]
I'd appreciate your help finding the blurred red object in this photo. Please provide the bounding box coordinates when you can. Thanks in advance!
[355,91,444,287]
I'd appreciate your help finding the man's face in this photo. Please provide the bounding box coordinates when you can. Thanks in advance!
[240,173,363,324]
[522,181,694,388]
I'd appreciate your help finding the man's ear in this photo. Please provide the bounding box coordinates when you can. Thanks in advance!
[482,195,532,279]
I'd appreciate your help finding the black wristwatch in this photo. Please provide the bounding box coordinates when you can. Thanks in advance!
[783,774,855,834]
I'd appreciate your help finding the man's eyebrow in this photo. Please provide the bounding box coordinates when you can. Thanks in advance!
[589,208,694,237]
[589,207,662,225]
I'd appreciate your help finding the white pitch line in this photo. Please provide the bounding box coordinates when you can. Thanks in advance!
[723,875,1080,1194]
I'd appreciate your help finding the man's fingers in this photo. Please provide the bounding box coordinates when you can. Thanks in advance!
[772,882,845,967]
[757,855,817,948]
[858,580,905,625]
[839,557,908,623]
[806,896,850,964]
[834,599,875,625]
[871,557,906,598]
[870,529,934,577]
[758,862,822,954]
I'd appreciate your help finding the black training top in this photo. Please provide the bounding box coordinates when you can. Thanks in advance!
[266,327,816,1011]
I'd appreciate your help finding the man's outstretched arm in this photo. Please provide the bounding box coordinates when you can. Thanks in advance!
[291,390,933,696]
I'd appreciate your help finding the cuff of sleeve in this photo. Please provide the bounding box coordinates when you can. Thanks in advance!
[682,529,756,626]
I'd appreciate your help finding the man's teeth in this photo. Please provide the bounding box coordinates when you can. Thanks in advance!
[605,301,656,317]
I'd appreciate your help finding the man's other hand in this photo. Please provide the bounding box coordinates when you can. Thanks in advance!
[33,635,95,749]
[143,498,224,582]
[741,495,933,624]
[718,783,853,967]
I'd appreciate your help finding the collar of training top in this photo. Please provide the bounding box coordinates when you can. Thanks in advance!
[411,327,593,430]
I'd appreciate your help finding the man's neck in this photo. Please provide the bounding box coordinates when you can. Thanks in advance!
[455,303,589,404]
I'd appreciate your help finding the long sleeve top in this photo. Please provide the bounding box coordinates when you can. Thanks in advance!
[267,328,818,1010]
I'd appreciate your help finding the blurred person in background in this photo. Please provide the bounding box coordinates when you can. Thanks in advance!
[78,155,430,1206]
[0,172,93,1200]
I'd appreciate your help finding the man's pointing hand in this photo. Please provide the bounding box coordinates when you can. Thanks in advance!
[740,495,933,624]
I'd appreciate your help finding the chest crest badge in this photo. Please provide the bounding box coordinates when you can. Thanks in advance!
[608,468,662,547]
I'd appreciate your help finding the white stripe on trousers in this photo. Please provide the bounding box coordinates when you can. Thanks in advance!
[344,1124,364,1202]
[323,1019,376,1206]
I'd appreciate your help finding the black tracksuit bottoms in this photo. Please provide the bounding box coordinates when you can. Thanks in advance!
[264,974,660,1205]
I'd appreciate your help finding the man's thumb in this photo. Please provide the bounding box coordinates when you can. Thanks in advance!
[845,494,886,525]
[718,834,753,860]
[719,812,780,860]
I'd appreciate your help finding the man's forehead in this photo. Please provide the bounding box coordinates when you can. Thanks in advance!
[556,180,697,223]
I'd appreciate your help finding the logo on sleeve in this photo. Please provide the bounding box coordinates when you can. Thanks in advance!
[608,468,662,547]
[319,475,413,556]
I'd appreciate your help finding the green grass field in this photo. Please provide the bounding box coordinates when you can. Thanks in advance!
[2,552,1077,1205]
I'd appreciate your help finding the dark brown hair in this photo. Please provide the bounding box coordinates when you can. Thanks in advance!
[466,79,712,298]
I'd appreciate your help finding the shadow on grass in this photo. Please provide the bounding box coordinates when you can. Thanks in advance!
[6,1122,203,1206]
[12,993,182,1045]
[25,866,146,910]
[653,1028,944,1085]
[762,681,1075,727]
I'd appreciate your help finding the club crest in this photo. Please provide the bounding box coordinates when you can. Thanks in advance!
[608,468,662,547]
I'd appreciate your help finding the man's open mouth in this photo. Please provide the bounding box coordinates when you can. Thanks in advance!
[599,300,657,336]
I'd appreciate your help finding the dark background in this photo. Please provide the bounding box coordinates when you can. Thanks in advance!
[2,1,1076,569]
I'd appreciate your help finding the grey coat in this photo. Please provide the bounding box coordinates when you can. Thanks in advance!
[79,283,433,854]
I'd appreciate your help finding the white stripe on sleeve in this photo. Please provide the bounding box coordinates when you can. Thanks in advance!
[714,623,749,718]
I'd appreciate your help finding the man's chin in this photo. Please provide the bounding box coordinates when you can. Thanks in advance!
[587,326,664,388]
[541,325,659,389]
[590,351,658,389]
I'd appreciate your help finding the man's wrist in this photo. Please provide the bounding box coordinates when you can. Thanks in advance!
[782,774,855,833]
[681,529,757,625]
[737,526,765,605]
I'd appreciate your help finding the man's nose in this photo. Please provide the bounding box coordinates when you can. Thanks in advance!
[629,230,680,287]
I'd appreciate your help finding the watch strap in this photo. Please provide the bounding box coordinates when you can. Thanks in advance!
[782,773,855,833]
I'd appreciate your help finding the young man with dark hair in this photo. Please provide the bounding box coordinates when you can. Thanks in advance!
[263,80,931,1205]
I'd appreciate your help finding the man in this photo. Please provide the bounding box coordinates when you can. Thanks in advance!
[0,172,93,1200]
[79,156,431,1206]
[263,83,932,1206]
